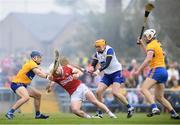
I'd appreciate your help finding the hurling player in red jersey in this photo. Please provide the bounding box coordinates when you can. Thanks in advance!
[46,63,117,118]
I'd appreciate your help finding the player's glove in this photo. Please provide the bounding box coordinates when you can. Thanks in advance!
[92,69,100,76]
[137,37,143,45]
[46,74,53,81]
[72,73,80,79]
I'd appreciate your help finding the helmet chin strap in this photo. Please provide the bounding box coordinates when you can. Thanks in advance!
[36,62,41,65]
[98,46,106,53]
[146,38,155,44]
[32,57,41,65]
[98,50,103,53]
[146,40,151,44]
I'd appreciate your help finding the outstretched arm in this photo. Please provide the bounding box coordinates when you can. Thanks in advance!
[32,67,49,79]
[134,50,154,75]
[70,65,83,79]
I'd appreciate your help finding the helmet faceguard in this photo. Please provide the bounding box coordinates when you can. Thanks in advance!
[143,29,156,43]
[94,39,106,53]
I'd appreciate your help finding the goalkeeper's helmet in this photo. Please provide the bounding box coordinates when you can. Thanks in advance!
[94,39,106,47]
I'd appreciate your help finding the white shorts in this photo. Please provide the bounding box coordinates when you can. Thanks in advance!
[71,84,90,102]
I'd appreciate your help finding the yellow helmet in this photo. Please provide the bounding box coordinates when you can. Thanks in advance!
[94,39,106,47]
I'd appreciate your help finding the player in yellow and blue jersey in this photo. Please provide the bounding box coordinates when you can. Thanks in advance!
[134,29,179,119]
[6,51,50,120]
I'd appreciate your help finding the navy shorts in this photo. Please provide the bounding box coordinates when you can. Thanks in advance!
[147,67,168,84]
[11,82,27,93]
[100,71,125,87]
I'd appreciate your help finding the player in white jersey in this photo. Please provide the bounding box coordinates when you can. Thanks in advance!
[89,39,134,118]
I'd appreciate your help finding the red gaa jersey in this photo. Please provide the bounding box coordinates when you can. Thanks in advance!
[53,65,81,95]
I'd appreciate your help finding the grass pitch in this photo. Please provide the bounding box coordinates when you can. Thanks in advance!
[0,113,180,124]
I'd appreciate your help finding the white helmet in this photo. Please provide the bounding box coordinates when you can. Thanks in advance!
[143,29,156,40]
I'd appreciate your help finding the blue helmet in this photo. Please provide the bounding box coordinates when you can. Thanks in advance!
[30,51,42,58]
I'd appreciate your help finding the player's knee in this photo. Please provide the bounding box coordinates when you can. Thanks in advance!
[33,92,41,99]
[23,96,30,102]
[71,107,79,114]
[36,92,41,99]
[112,90,119,97]
[140,87,146,95]
[96,90,103,96]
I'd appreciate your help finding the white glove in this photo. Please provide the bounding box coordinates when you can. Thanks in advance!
[93,69,100,76]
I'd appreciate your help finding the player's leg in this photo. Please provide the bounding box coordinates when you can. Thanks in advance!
[96,82,108,102]
[140,78,160,116]
[6,84,30,119]
[85,90,117,118]
[111,71,134,118]
[71,100,91,118]
[112,83,128,105]
[112,82,134,118]
[28,87,49,119]
[154,84,180,119]
[95,82,108,117]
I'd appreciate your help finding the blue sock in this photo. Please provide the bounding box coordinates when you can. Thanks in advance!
[36,111,40,116]
[170,109,176,115]
[8,109,15,114]
[127,104,131,108]
[97,110,102,114]
[151,103,158,109]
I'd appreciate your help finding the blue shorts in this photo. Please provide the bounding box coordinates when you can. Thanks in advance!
[101,71,125,86]
[11,82,27,93]
[147,67,168,84]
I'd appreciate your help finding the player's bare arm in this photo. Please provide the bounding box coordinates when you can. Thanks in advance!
[134,50,154,75]
[32,67,49,79]
[71,65,83,79]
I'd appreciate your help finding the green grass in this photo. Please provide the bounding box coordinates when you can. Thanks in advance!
[0,113,179,124]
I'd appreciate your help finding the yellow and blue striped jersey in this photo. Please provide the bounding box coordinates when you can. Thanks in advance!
[12,59,38,84]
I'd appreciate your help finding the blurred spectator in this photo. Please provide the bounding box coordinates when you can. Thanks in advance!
[127,91,139,105]
[128,59,139,87]
[104,91,115,107]
[170,81,180,106]
[0,51,29,88]
[173,61,180,83]
[167,62,179,88]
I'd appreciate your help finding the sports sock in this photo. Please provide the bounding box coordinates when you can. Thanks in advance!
[8,109,15,114]
[151,103,158,109]
[170,109,177,115]
[36,111,40,116]
[127,104,132,108]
